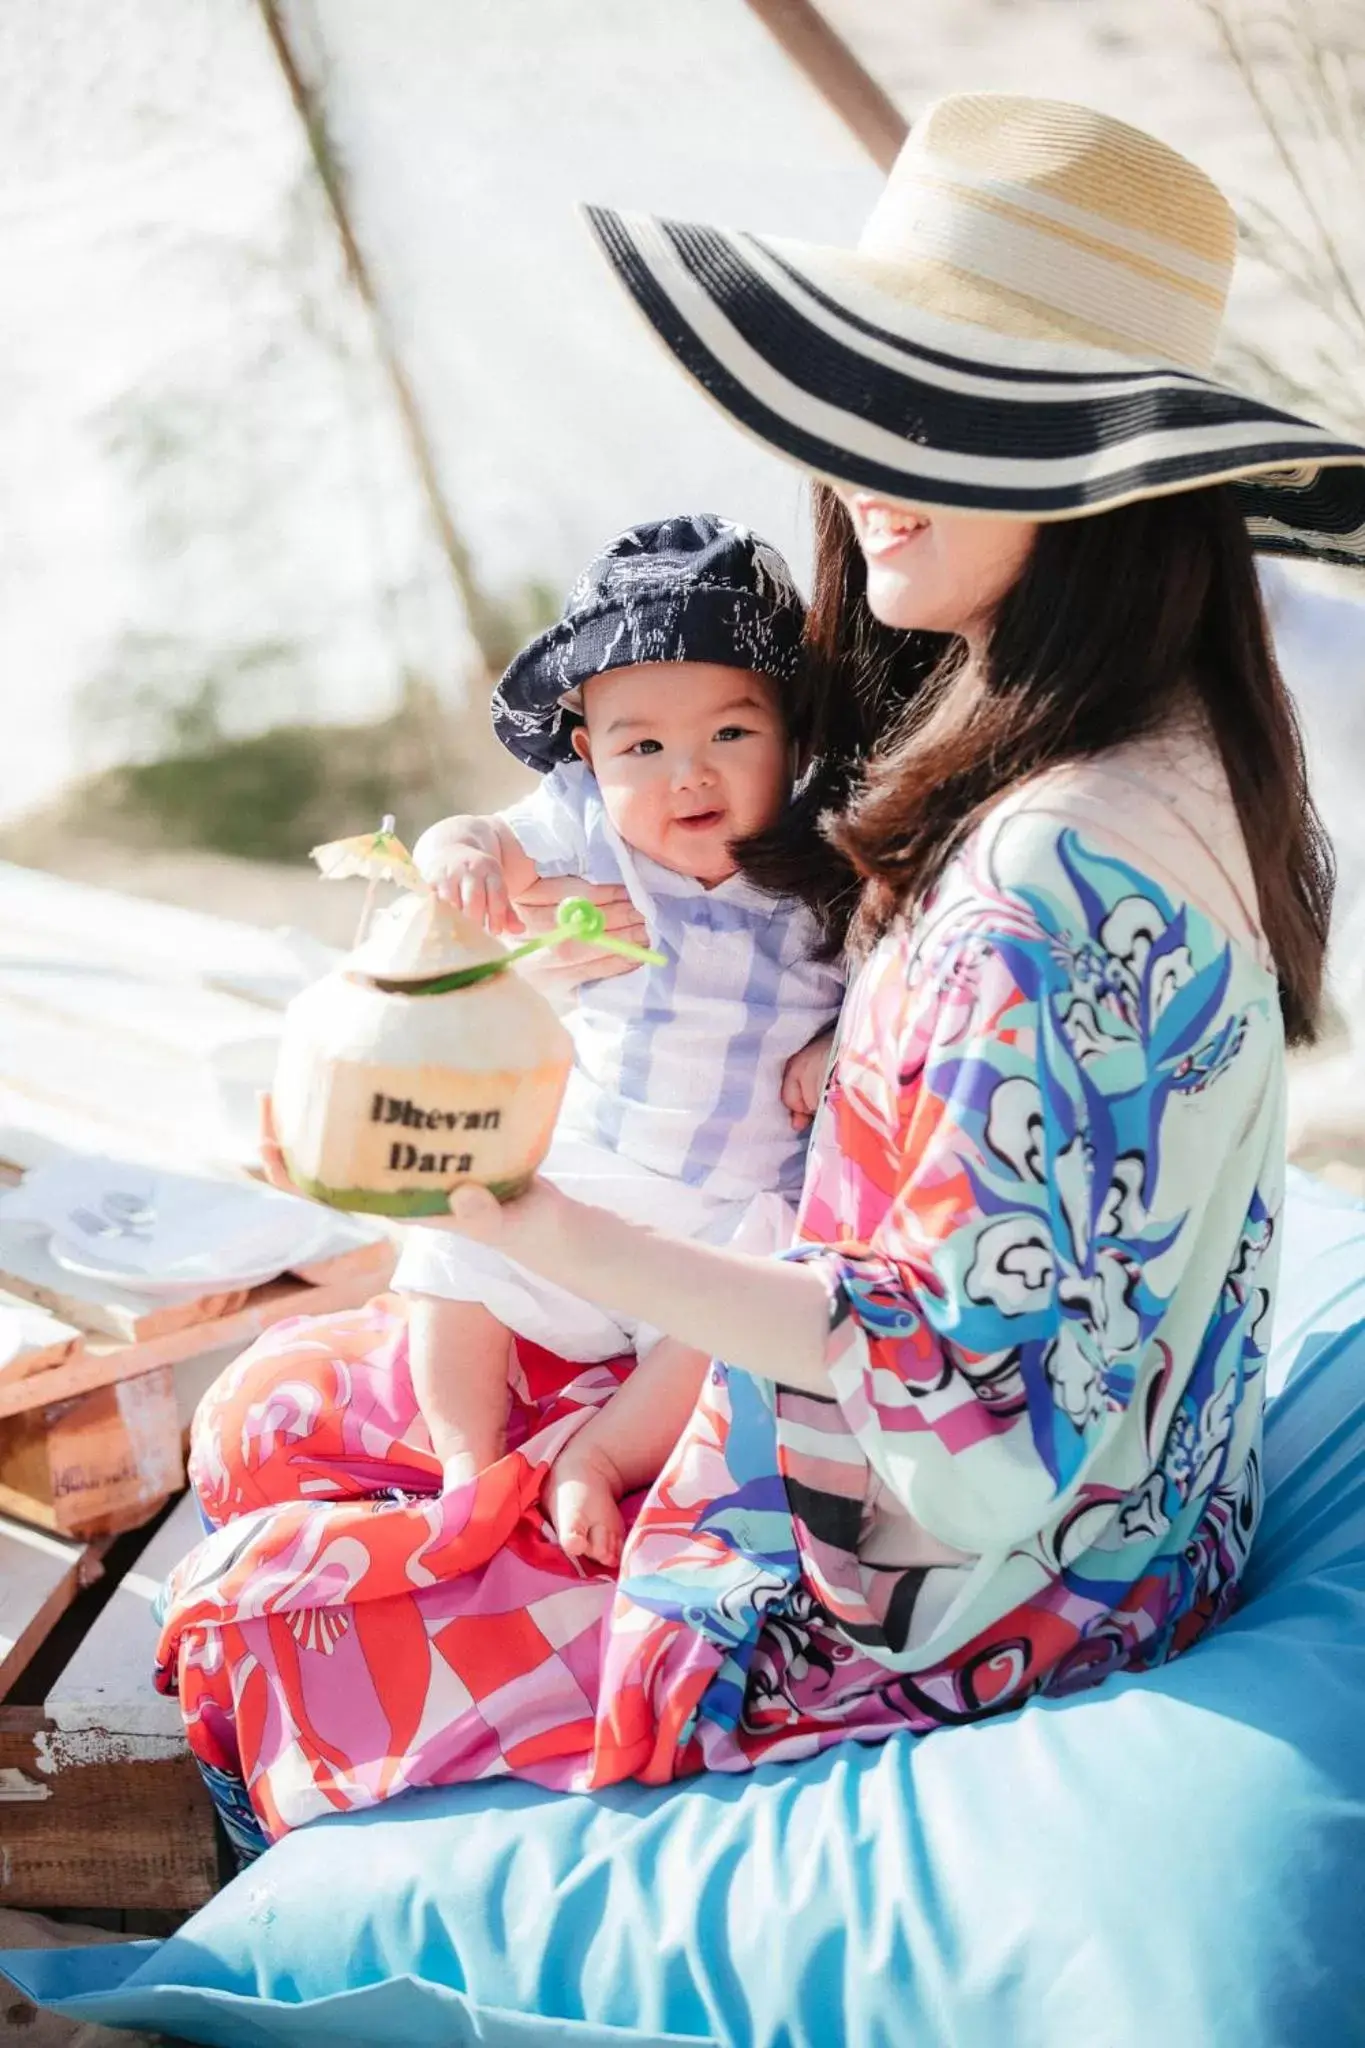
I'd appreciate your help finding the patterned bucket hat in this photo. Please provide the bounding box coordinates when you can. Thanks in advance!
[581,94,1365,568]
[491,513,806,771]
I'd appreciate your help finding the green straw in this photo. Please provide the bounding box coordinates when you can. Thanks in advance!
[386,896,665,995]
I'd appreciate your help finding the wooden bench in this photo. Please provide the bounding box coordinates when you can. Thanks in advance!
[0,1496,220,1909]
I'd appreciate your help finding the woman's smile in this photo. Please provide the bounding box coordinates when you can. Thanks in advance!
[849,494,930,559]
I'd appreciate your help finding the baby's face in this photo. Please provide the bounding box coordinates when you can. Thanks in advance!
[572,661,790,885]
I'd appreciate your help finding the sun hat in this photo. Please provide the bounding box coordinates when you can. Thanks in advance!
[490,512,806,771]
[581,94,1365,567]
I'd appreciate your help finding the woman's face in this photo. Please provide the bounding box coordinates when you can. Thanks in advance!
[839,490,1039,640]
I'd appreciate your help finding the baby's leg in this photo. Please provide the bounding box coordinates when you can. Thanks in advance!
[406,1291,514,1489]
[548,1336,708,1568]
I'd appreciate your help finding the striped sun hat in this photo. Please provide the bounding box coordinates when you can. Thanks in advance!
[583,94,1365,568]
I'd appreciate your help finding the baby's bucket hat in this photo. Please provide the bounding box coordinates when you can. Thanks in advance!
[581,94,1365,568]
[491,512,805,772]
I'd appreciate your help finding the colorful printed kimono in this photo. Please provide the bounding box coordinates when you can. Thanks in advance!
[155,735,1284,1849]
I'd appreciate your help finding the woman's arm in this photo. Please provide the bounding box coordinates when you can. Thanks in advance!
[444,1180,835,1391]
[257,1098,832,1386]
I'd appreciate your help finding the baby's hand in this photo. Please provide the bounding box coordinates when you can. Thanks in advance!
[545,1433,627,1571]
[781,1028,836,1131]
[414,834,513,935]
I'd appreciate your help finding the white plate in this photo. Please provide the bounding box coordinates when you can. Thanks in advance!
[45,1236,330,1300]
[0,1155,338,1298]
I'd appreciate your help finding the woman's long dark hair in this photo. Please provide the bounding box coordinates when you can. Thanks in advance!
[739,482,1332,1045]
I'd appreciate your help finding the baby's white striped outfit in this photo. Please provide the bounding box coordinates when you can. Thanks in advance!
[392,762,845,1359]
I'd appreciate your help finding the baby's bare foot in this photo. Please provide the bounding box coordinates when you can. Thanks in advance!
[547,1441,626,1569]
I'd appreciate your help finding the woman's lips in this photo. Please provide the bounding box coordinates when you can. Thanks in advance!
[851,494,930,560]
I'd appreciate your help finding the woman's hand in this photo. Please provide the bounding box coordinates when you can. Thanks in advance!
[258,1093,569,1255]
[508,875,649,996]
[438,1176,571,1269]
[440,1174,832,1395]
[258,1092,312,1198]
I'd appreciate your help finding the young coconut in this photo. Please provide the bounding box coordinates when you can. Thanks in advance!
[272,823,662,1217]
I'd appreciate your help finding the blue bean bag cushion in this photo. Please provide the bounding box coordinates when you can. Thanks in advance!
[6,1166,1365,2048]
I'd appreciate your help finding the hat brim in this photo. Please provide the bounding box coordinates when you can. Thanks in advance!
[582,205,1365,569]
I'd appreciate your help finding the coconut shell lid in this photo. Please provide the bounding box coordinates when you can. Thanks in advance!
[312,822,665,990]
[347,891,508,984]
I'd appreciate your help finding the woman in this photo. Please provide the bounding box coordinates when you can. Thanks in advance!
[158,94,1365,1848]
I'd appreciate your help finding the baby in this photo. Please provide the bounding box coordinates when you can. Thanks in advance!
[395,514,844,1565]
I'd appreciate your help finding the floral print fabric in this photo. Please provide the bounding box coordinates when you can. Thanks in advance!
[156,778,1284,1842]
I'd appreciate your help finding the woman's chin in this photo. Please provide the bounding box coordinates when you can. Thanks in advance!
[863,566,947,633]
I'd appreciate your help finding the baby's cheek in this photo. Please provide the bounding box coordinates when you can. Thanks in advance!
[603,778,668,856]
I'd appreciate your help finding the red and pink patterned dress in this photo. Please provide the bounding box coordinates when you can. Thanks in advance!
[156,737,1283,1853]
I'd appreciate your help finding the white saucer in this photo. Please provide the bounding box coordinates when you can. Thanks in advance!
[0,1156,338,1300]
[44,1232,335,1300]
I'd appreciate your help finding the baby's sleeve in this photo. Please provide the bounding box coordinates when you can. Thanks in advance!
[498,763,600,880]
[389,1224,474,1300]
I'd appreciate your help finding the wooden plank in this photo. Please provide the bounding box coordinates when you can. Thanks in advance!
[0,857,336,1006]
[292,1226,396,1290]
[46,1492,203,1748]
[0,1291,80,1383]
[0,1003,227,1180]
[0,973,275,1182]
[0,1153,391,1344]
[0,1079,196,1180]
[0,1520,98,1702]
[0,863,334,1176]
[0,1707,217,1910]
[0,1368,183,1540]
[0,962,277,1058]
[0,1224,251,1342]
[0,977,278,1169]
[0,1253,394,1420]
[0,1491,219,1911]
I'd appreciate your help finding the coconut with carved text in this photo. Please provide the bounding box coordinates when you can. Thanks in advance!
[272,828,576,1216]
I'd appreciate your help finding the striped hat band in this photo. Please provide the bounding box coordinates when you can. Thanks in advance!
[581,94,1365,567]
